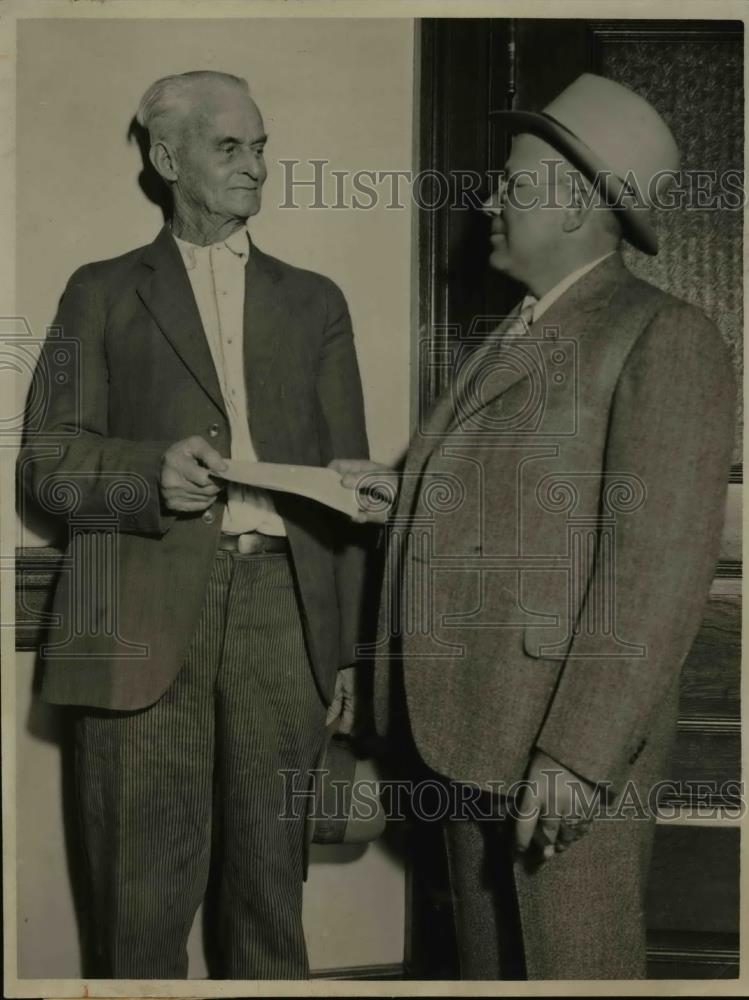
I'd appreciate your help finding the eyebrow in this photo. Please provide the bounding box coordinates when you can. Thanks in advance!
[217,134,268,145]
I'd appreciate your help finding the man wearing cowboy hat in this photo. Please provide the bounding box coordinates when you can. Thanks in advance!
[332,74,735,978]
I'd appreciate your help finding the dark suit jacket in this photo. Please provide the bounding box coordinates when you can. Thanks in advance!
[374,253,735,795]
[19,225,369,710]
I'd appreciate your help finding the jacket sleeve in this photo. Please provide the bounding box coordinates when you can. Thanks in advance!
[534,303,736,794]
[316,277,372,668]
[17,265,174,537]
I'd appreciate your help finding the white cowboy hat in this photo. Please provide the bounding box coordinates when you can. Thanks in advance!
[491,73,681,254]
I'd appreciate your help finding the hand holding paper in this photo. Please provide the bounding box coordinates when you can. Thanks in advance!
[327,459,398,524]
[218,459,397,522]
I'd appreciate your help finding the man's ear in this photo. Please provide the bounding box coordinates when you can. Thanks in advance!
[561,198,588,235]
[149,141,178,184]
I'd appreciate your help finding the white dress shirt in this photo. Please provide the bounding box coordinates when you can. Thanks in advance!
[173,225,286,536]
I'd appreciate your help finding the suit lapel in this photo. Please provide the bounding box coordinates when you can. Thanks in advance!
[403,306,524,474]
[445,253,627,432]
[136,231,293,440]
[241,245,296,459]
[242,245,289,379]
[402,253,629,501]
[391,311,521,519]
[136,226,226,416]
[445,304,530,433]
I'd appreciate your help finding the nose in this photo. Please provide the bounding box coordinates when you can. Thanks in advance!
[481,187,504,217]
[237,147,264,180]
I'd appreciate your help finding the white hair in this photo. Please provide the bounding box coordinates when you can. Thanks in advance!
[136,70,250,146]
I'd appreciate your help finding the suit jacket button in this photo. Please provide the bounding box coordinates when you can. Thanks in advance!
[202,508,216,524]
[207,423,220,438]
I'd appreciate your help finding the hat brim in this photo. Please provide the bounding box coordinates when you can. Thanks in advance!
[303,731,386,880]
[490,109,659,255]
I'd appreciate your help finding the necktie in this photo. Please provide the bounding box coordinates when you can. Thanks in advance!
[502,293,538,338]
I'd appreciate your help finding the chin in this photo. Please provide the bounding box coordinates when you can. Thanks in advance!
[228,191,261,218]
[488,246,511,273]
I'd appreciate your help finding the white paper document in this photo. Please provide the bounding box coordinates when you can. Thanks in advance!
[221,460,361,518]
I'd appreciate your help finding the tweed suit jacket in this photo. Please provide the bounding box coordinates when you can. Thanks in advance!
[19,225,369,710]
[373,253,735,795]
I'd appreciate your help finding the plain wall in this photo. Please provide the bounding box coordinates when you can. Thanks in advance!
[15,16,414,978]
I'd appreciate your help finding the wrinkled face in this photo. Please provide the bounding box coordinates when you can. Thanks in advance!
[482,134,569,285]
[173,84,267,223]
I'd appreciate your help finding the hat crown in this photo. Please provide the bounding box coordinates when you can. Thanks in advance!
[541,73,680,203]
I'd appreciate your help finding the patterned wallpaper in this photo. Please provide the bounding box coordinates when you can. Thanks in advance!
[601,38,744,460]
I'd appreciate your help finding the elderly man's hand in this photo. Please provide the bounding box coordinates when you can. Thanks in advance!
[514,750,598,860]
[160,436,228,513]
[326,665,357,734]
[328,459,398,524]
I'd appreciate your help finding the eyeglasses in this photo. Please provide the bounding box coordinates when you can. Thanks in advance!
[491,172,567,206]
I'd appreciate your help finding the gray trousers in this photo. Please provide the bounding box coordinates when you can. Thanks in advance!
[442,688,680,980]
[74,549,327,979]
[444,805,652,980]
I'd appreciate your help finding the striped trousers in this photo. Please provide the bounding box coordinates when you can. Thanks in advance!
[73,549,327,979]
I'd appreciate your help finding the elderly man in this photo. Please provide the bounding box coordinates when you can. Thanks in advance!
[334,74,735,979]
[19,70,369,979]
